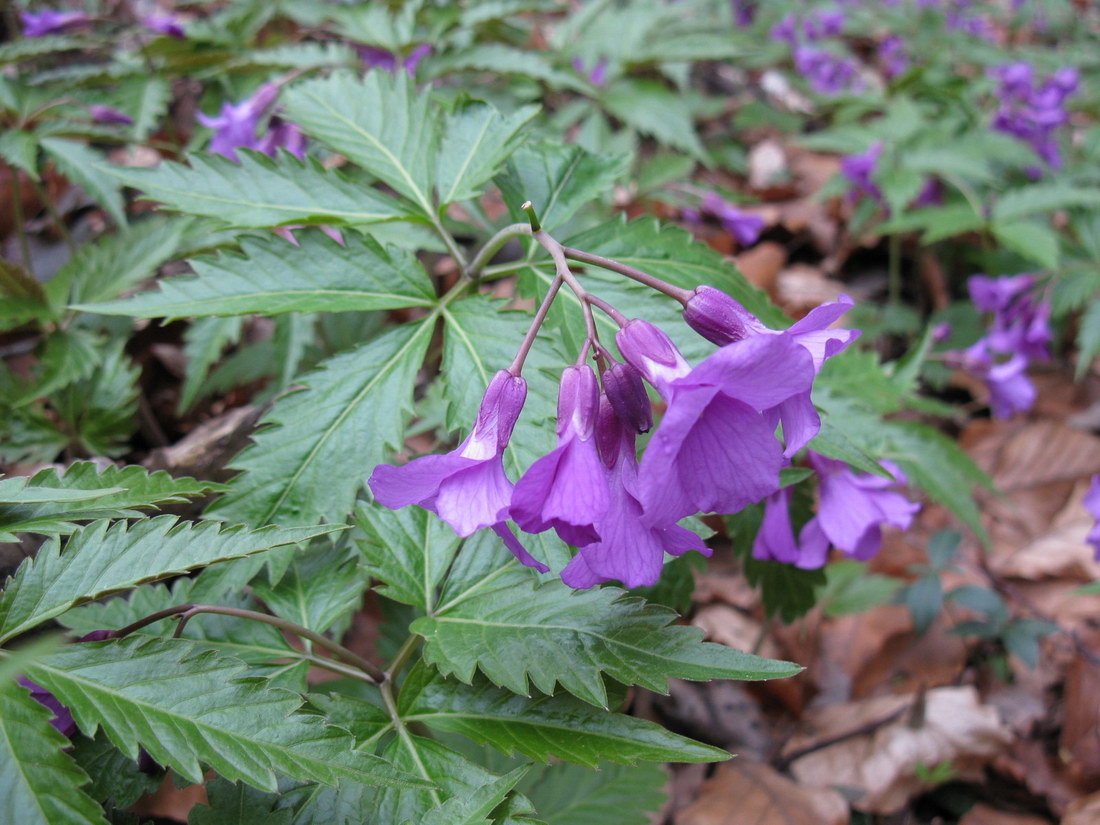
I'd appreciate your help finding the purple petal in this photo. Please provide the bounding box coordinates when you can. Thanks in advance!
[769,390,821,457]
[752,488,802,564]
[492,523,550,573]
[368,453,477,511]
[435,455,514,536]
[683,333,817,411]
[795,517,831,569]
[510,437,610,544]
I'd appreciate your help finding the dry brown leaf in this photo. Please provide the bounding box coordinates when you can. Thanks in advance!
[784,686,1013,814]
[975,420,1100,492]
[995,480,1100,580]
[674,760,849,825]
[775,265,847,317]
[957,803,1052,825]
[693,604,781,660]
[1062,790,1100,825]
[1059,654,1100,785]
[734,241,787,294]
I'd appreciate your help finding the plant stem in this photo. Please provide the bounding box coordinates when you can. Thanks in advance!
[380,677,442,805]
[585,294,628,327]
[10,168,34,277]
[508,274,563,374]
[466,222,532,281]
[562,246,694,303]
[30,178,76,254]
[431,214,469,272]
[888,233,902,305]
[117,603,385,682]
[385,635,422,681]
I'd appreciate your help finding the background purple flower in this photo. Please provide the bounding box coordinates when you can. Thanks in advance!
[143,13,186,38]
[752,486,830,569]
[359,44,432,76]
[991,62,1078,172]
[699,193,765,247]
[1085,475,1100,560]
[841,142,884,204]
[21,9,88,38]
[89,105,133,126]
[879,35,909,78]
[573,56,609,87]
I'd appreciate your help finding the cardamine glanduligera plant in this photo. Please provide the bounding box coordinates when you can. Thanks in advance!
[370,203,860,589]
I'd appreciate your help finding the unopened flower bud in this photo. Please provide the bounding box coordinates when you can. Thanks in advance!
[462,370,527,459]
[682,286,758,347]
[602,362,652,433]
[556,365,600,441]
[616,320,692,397]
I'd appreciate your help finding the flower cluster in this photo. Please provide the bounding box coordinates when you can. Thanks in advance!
[991,62,1079,174]
[21,9,89,38]
[573,56,610,88]
[878,35,909,78]
[358,45,433,77]
[682,193,765,248]
[731,0,757,27]
[197,83,306,163]
[370,232,861,588]
[840,143,942,211]
[771,9,861,96]
[947,274,1052,419]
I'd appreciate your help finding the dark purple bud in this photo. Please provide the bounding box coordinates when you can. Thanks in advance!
[615,320,691,396]
[682,286,755,347]
[143,14,186,39]
[594,394,624,469]
[556,365,600,441]
[88,105,133,126]
[932,322,952,343]
[466,369,527,458]
[602,362,652,434]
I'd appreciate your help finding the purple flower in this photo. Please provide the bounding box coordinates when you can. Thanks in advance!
[752,486,829,568]
[952,343,1036,419]
[197,83,281,162]
[21,9,88,38]
[561,399,710,589]
[793,46,860,95]
[17,630,114,737]
[618,322,818,525]
[1085,475,1100,560]
[911,177,944,207]
[143,13,186,39]
[359,44,432,77]
[803,9,845,40]
[991,62,1079,172]
[257,117,307,159]
[968,274,1051,362]
[511,366,610,547]
[602,361,652,433]
[731,0,757,26]
[841,142,884,204]
[699,193,765,247]
[878,35,909,78]
[369,370,547,572]
[804,452,920,564]
[683,286,859,372]
[770,13,799,45]
[573,56,609,87]
[88,105,133,126]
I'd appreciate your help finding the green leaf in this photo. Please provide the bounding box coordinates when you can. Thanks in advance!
[284,72,438,216]
[810,419,894,480]
[437,102,539,206]
[70,733,161,808]
[0,461,223,540]
[0,129,39,178]
[125,76,171,141]
[355,501,462,612]
[0,679,107,825]
[40,138,127,227]
[411,567,799,708]
[0,516,338,643]
[208,321,432,526]
[496,141,630,232]
[425,44,589,93]
[179,316,244,413]
[1077,299,1100,379]
[8,328,101,406]
[0,35,86,65]
[602,79,706,159]
[252,542,367,635]
[50,338,140,458]
[992,184,1100,223]
[990,219,1061,269]
[0,258,51,324]
[103,151,410,227]
[817,561,903,618]
[23,637,425,791]
[399,662,728,767]
[520,762,666,825]
[48,216,191,308]
[78,231,436,320]
[412,768,529,825]
[189,780,290,825]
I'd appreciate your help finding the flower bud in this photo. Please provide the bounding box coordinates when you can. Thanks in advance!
[602,362,652,433]
[682,286,757,347]
[462,370,527,459]
[615,320,691,397]
[594,395,626,470]
[556,365,600,440]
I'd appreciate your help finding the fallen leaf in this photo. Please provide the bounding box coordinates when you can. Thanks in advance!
[784,686,1013,814]
[674,760,849,825]
[693,604,781,660]
[1059,653,1100,785]
[734,241,787,294]
[1062,790,1100,825]
[748,140,789,192]
[994,479,1100,580]
[775,265,847,317]
[957,802,1052,825]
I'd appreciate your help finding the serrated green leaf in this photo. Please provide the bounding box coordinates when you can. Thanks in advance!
[208,320,432,526]
[0,35,86,64]
[0,258,51,323]
[179,316,244,413]
[496,141,630,232]
[990,219,1060,269]
[1077,300,1100,379]
[809,419,894,480]
[9,328,101,406]
[23,637,426,791]
[520,762,666,825]
[0,461,223,540]
[399,663,728,767]
[49,216,191,309]
[602,79,706,158]
[425,44,590,93]
[40,137,127,227]
[78,231,436,320]
[102,151,410,227]
[992,184,1100,223]
[413,768,529,825]
[50,338,140,458]
[0,406,69,463]
[284,72,438,216]
[70,733,162,808]
[0,129,39,178]
[188,779,290,825]
[230,42,358,71]
[252,542,367,635]
[355,501,462,612]
[411,567,798,707]
[0,679,107,825]
[437,102,539,206]
[0,516,338,643]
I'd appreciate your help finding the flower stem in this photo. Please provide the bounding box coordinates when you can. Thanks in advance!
[9,168,33,277]
[508,274,563,374]
[384,635,422,681]
[562,246,694,304]
[585,294,628,327]
[466,222,532,282]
